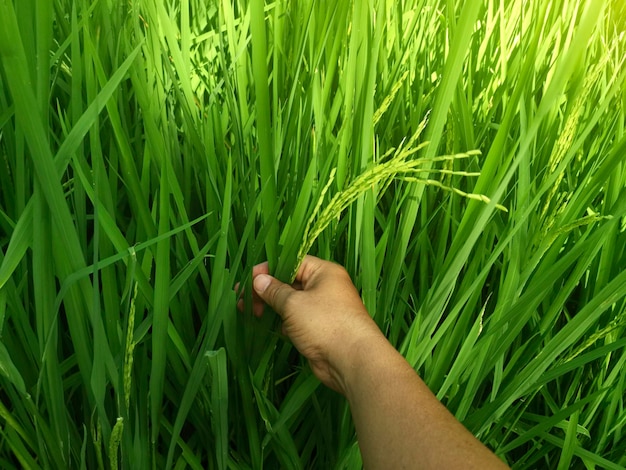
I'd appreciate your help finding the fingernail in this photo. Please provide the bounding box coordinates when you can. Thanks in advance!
[253,274,271,294]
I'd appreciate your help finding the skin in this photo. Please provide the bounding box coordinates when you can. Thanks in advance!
[238,255,510,470]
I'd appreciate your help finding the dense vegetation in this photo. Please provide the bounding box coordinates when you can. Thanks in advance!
[1,0,625,468]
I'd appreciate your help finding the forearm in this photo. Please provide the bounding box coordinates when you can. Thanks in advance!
[343,337,509,470]
[247,257,508,468]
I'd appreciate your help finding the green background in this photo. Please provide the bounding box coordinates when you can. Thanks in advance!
[0,0,625,468]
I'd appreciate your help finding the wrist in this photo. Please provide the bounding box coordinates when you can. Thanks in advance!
[329,331,395,398]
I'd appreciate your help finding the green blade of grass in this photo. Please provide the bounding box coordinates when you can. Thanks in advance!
[206,348,229,470]
[149,152,172,443]
[250,0,279,267]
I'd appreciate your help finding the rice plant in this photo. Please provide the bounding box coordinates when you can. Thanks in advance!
[0,0,625,468]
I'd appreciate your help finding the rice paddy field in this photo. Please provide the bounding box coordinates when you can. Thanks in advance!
[1,0,626,468]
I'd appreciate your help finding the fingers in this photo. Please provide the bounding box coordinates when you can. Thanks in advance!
[292,255,326,286]
[294,255,349,291]
[251,261,270,277]
[234,262,270,295]
[236,258,321,319]
[236,261,305,316]
[236,296,265,317]
[235,262,270,317]
[252,274,295,319]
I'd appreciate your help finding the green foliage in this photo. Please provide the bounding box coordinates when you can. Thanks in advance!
[0,0,625,468]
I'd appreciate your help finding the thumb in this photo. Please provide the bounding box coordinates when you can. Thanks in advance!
[253,274,294,318]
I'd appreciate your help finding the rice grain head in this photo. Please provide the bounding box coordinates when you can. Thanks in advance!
[292,123,507,280]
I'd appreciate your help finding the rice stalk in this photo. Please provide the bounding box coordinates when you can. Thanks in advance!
[565,312,626,363]
[373,70,410,126]
[0,0,624,467]
[122,279,138,414]
[539,55,609,229]
[108,417,124,470]
[91,417,104,470]
[293,135,507,281]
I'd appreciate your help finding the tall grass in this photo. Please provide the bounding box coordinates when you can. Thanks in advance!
[0,0,625,468]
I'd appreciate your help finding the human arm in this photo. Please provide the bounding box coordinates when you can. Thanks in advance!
[239,255,509,469]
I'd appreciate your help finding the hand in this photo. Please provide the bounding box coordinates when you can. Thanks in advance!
[237,255,386,395]
[238,256,510,469]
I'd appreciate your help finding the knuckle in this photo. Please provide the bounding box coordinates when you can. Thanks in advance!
[331,263,350,279]
[281,290,298,311]
[266,284,282,305]
[267,284,295,314]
